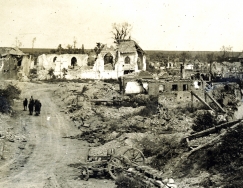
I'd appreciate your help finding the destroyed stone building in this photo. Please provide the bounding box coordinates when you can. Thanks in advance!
[37,54,88,78]
[36,40,146,80]
[0,47,33,81]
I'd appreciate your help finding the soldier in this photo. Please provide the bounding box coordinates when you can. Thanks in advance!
[30,96,34,103]
[28,100,34,115]
[34,100,42,116]
[23,98,28,111]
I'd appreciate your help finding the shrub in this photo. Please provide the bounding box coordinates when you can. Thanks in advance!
[29,68,37,74]
[0,84,21,102]
[0,97,11,113]
[140,135,185,170]
[48,68,55,78]
[136,95,158,117]
[0,84,21,113]
[87,56,95,66]
[192,111,216,132]
[199,125,243,187]
[116,175,146,188]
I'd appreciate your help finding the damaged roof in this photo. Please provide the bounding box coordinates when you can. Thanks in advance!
[117,40,145,54]
[0,47,25,56]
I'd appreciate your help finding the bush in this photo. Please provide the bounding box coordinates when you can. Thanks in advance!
[140,135,185,170]
[87,56,95,66]
[192,111,216,132]
[116,175,146,188]
[48,68,55,78]
[0,84,21,113]
[29,68,37,74]
[198,125,243,187]
[0,97,11,113]
[0,84,21,102]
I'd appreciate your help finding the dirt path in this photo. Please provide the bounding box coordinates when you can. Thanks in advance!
[0,82,115,188]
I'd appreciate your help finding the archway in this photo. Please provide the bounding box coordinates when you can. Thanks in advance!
[104,53,114,70]
[125,56,130,64]
[104,53,113,65]
[137,57,143,70]
[71,57,77,67]
[53,56,57,63]
[16,58,21,66]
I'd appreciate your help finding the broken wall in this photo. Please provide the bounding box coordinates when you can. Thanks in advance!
[37,54,88,70]
[160,80,192,92]
[120,52,138,71]
[21,55,32,76]
[125,81,147,94]
[0,56,18,80]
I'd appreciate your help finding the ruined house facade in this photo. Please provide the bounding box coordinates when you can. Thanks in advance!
[82,40,146,79]
[116,40,146,73]
[0,47,32,81]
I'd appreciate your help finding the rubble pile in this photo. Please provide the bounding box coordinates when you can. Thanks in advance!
[37,70,49,80]
[0,130,27,143]
[94,106,146,120]
[88,133,147,156]
[53,80,194,147]
[116,167,177,188]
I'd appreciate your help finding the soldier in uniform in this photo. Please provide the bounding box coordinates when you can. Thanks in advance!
[23,98,28,111]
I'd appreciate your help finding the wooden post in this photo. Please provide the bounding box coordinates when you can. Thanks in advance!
[205,90,207,103]
[191,91,193,112]
[122,77,125,97]
[0,140,5,159]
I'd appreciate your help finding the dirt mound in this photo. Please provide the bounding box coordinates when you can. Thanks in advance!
[89,133,148,156]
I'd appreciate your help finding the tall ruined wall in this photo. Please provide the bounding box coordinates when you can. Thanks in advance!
[37,54,88,70]
[21,55,32,76]
[120,52,138,71]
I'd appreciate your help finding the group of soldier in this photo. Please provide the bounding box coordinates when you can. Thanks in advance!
[23,96,42,116]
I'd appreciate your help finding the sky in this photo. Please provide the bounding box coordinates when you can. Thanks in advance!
[1,0,243,51]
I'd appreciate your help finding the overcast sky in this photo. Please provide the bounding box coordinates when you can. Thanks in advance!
[1,0,243,51]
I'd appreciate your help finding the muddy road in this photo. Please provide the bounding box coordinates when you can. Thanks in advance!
[0,82,115,188]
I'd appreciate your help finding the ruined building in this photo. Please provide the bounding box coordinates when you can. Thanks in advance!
[0,47,32,81]
[36,40,146,80]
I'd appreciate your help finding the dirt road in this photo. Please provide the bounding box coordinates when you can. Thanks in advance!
[0,82,115,188]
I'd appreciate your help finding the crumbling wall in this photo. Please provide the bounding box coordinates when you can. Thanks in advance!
[21,55,32,76]
[93,54,104,72]
[37,54,51,69]
[120,52,138,71]
[37,54,88,70]
[125,81,145,94]
[176,91,191,102]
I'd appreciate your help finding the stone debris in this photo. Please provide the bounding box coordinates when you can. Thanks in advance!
[0,131,27,143]
[119,166,177,188]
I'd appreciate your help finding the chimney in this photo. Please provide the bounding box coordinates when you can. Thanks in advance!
[180,63,183,78]
[180,63,185,79]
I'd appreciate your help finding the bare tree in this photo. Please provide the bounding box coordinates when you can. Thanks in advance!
[73,37,77,49]
[15,37,22,48]
[57,44,63,54]
[94,43,104,55]
[206,52,215,74]
[220,45,233,61]
[81,44,85,54]
[180,52,191,63]
[32,37,36,54]
[111,22,132,43]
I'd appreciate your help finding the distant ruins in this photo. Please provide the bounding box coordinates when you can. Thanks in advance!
[37,40,146,80]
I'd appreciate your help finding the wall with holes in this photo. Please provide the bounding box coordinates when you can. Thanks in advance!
[37,54,88,70]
